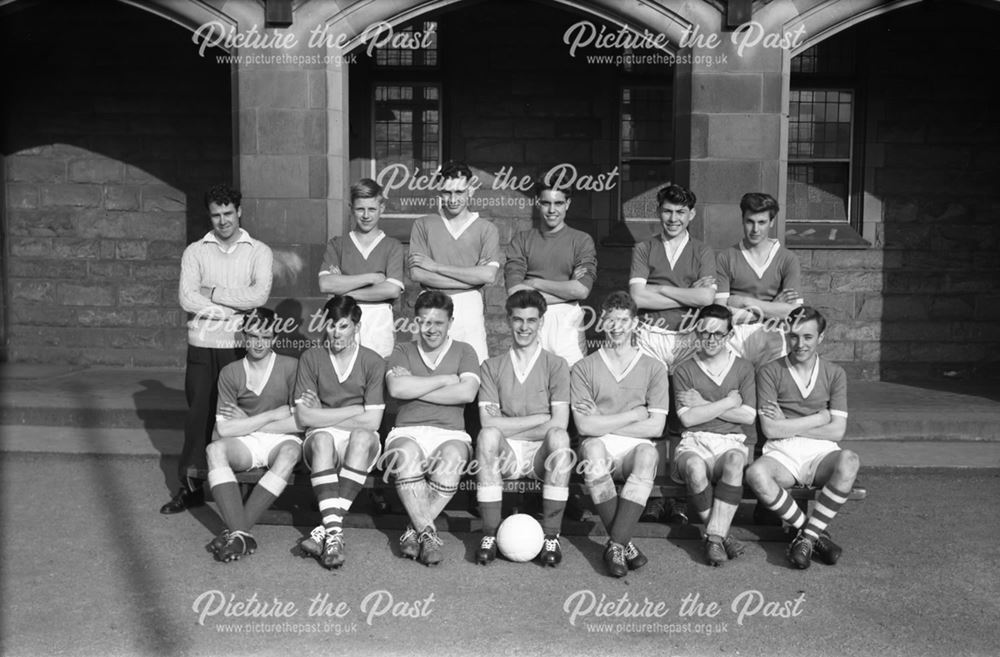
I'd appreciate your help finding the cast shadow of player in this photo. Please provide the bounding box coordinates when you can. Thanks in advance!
[273,298,315,358]
[133,378,187,495]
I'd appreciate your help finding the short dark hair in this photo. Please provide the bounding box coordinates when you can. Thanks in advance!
[414,290,454,319]
[740,192,779,220]
[204,184,241,210]
[693,304,733,333]
[350,178,383,204]
[241,307,276,333]
[534,179,572,199]
[787,305,827,335]
[438,161,473,181]
[320,295,362,326]
[505,289,547,317]
[656,183,696,209]
[601,291,637,318]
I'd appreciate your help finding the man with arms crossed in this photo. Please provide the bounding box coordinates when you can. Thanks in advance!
[475,290,573,566]
[746,306,860,569]
[629,183,716,371]
[715,192,803,368]
[384,291,481,566]
[672,304,756,566]
[294,295,386,570]
[505,182,597,366]
[205,308,300,562]
[408,161,501,363]
[572,292,670,577]
[167,184,273,514]
[318,179,404,358]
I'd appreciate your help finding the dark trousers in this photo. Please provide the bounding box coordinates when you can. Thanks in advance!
[179,344,244,488]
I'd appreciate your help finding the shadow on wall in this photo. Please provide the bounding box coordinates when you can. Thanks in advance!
[0,0,232,366]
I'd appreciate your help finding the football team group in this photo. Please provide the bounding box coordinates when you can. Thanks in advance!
[163,161,860,577]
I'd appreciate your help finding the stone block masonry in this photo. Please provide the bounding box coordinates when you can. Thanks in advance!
[2,1,232,367]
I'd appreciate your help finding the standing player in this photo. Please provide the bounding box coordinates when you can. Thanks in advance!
[629,183,716,370]
[505,183,597,366]
[572,292,670,577]
[408,161,501,363]
[318,179,405,358]
[745,306,860,569]
[715,192,803,368]
[383,291,481,566]
[204,308,300,562]
[475,290,573,566]
[672,304,756,566]
[168,184,273,514]
[293,295,386,570]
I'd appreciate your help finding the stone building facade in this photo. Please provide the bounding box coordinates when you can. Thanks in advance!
[2,0,998,381]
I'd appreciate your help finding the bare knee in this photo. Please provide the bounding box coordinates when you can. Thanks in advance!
[544,427,570,451]
[206,440,229,468]
[744,462,771,491]
[632,444,659,476]
[476,427,504,459]
[683,457,709,488]
[837,449,860,479]
[272,442,301,472]
[579,438,605,461]
[720,450,746,475]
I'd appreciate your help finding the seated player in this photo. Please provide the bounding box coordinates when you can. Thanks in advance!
[715,192,803,368]
[294,295,386,569]
[671,304,757,566]
[383,291,481,566]
[318,179,404,358]
[204,307,301,562]
[408,161,501,363]
[572,292,670,577]
[505,182,597,366]
[629,183,715,371]
[745,306,860,569]
[475,290,573,566]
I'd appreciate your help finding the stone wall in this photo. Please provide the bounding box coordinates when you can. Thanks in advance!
[1,0,232,366]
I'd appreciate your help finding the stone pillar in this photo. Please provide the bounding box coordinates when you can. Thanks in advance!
[236,39,329,300]
[673,22,786,249]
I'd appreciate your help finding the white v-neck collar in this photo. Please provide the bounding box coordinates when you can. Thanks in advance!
[739,239,781,279]
[329,343,359,384]
[418,338,453,371]
[508,344,542,385]
[694,350,736,387]
[439,212,479,240]
[349,230,386,260]
[662,232,690,270]
[598,347,643,383]
[243,352,276,396]
[786,356,820,399]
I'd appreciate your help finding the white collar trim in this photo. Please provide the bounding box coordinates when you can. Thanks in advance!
[739,239,781,279]
[349,230,386,260]
[439,212,480,240]
[508,344,543,385]
[329,343,360,384]
[786,356,820,399]
[661,232,690,270]
[243,352,276,396]
[418,337,453,371]
[694,350,736,387]
[598,347,643,383]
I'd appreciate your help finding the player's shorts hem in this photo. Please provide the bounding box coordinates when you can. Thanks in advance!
[234,432,303,470]
[762,436,839,487]
[671,431,749,484]
[384,426,473,460]
[302,426,381,472]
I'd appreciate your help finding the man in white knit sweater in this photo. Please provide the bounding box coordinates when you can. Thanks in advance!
[162,185,274,514]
